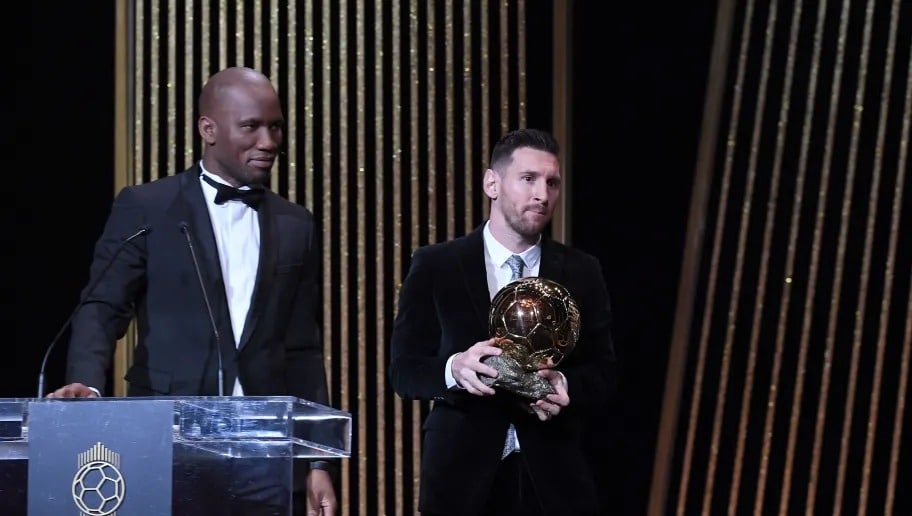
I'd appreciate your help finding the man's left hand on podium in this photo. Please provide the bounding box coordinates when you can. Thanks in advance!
[306,468,337,515]
[46,383,99,398]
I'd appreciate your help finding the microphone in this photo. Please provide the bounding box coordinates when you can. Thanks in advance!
[37,225,152,398]
[178,221,225,396]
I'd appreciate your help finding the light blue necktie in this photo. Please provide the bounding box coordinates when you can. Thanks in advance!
[502,255,524,458]
[506,254,524,282]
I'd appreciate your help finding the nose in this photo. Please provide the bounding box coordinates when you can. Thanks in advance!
[257,128,280,151]
[532,180,548,202]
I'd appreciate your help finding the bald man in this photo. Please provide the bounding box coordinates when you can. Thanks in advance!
[50,67,337,514]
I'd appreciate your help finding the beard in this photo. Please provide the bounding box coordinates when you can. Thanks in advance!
[506,207,550,238]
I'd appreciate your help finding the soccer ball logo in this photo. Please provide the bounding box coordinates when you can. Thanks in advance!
[488,277,580,370]
[72,443,126,516]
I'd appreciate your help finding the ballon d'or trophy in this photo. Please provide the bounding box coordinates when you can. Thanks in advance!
[480,277,581,400]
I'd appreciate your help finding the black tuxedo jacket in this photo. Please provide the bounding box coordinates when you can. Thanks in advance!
[389,224,617,515]
[66,164,328,405]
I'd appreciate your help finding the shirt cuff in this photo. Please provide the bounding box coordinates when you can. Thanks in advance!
[88,387,102,397]
[445,353,463,390]
[310,460,334,472]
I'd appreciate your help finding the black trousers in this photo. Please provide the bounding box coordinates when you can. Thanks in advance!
[482,451,548,516]
[422,452,547,516]
[174,455,292,515]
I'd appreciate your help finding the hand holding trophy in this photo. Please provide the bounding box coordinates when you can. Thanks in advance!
[480,277,581,400]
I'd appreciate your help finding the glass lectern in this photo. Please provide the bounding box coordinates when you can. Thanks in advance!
[0,396,352,515]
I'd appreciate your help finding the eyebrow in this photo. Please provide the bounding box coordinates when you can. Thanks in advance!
[519,170,561,180]
[238,117,284,125]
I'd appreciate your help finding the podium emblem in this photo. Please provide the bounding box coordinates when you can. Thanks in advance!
[71,442,126,516]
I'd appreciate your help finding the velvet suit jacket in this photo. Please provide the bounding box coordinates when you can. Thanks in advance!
[389,224,617,515]
[66,164,328,405]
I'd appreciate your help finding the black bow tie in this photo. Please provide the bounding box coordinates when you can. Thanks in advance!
[201,174,265,209]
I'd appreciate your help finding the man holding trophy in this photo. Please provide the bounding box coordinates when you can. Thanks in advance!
[389,129,617,515]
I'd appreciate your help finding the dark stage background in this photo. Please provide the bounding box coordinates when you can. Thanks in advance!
[10,2,715,514]
[571,4,715,515]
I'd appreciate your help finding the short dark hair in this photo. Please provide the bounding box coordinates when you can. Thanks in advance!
[489,128,560,171]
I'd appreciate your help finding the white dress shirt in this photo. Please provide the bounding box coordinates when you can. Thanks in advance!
[199,163,261,396]
[444,221,542,454]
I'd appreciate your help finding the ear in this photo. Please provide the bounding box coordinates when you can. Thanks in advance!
[198,116,217,145]
[483,168,499,200]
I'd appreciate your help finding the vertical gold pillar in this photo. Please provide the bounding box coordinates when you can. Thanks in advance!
[550,0,571,244]
[112,0,134,396]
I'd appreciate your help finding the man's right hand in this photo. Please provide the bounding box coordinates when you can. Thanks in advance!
[451,338,502,396]
[46,383,98,398]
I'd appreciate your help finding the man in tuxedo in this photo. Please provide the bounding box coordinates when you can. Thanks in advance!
[48,67,337,515]
[389,128,617,515]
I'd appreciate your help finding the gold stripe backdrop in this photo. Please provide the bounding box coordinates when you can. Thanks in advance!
[115,1,537,514]
[652,0,912,514]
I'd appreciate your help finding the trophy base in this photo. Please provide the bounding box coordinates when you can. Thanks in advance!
[480,355,556,401]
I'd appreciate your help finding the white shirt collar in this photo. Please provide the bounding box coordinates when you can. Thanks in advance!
[482,221,541,270]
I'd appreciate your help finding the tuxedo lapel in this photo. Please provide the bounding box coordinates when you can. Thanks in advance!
[177,168,237,348]
[237,193,276,350]
[538,237,566,285]
[460,227,492,324]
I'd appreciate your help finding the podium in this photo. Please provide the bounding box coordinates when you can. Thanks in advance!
[0,396,352,515]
